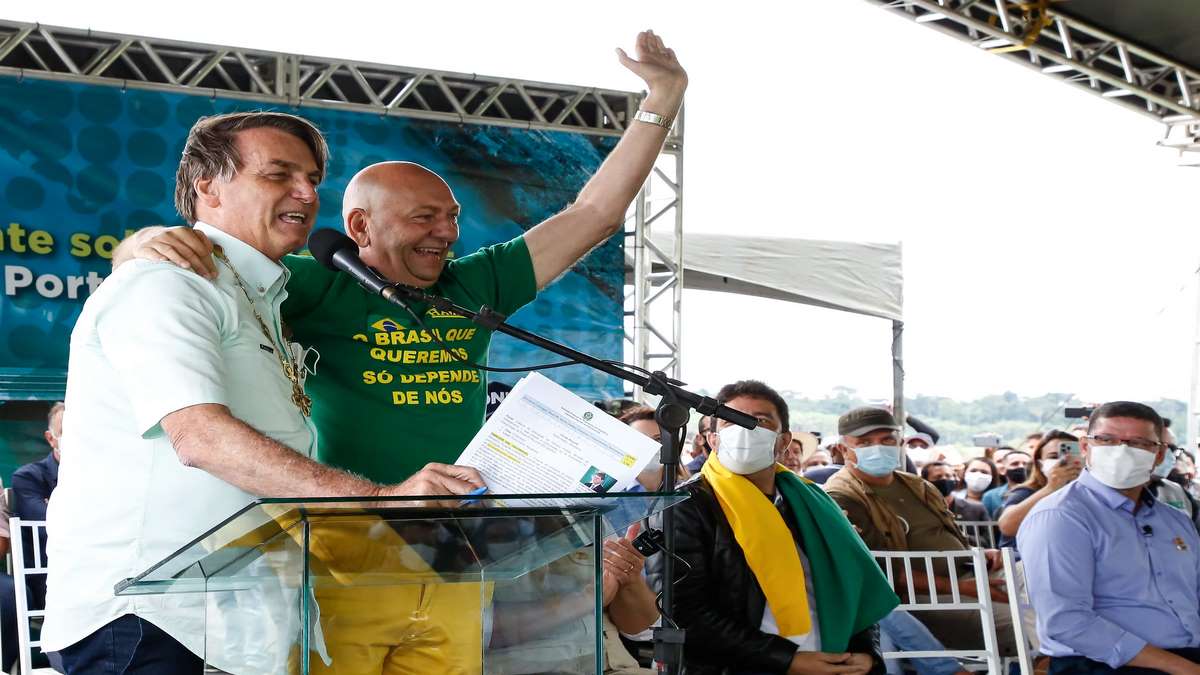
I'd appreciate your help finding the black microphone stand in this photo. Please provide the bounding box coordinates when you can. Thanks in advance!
[380,282,756,675]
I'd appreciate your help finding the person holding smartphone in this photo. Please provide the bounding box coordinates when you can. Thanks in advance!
[996,431,1082,548]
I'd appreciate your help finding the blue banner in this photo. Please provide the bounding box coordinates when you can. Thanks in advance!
[0,76,624,401]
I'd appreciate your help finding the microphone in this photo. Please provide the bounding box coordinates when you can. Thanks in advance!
[308,229,434,305]
[307,228,393,297]
[1143,525,1154,537]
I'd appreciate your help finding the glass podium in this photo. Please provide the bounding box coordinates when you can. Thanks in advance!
[115,492,687,675]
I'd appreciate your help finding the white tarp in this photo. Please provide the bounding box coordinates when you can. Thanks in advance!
[649,233,903,322]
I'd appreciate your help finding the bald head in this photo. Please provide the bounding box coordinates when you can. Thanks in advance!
[342,161,461,287]
[343,161,451,220]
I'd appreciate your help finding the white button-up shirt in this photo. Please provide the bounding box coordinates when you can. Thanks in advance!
[42,222,317,659]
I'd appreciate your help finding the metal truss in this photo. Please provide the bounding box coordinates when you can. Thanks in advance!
[625,109,685,401]
[0,18,685,400]
[866,0,1200,127]
[0,19,637,136]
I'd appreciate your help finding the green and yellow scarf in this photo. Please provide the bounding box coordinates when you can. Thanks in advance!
[701,453,899,651]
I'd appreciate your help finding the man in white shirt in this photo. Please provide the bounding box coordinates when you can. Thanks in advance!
[43,111,485,674]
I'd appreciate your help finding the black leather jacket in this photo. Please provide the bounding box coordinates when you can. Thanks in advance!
[647,476,884,675]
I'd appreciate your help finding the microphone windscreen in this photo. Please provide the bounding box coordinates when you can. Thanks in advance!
[307,228,358,271]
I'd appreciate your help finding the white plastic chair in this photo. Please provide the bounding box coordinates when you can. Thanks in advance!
[10,518,55,675]
[873,548,1002,675]
[1000,547,1037,675]
[956,520,1000,548]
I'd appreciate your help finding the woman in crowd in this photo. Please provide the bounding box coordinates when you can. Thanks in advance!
[995,430,1082,548]
[959,457,1000,504]
[619,406,691,490]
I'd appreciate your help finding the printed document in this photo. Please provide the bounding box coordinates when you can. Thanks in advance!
[456,372,660,502]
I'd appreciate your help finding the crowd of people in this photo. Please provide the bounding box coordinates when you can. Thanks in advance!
[595,391,1200,675]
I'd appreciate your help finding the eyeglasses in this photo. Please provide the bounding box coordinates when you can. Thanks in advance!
[1085,434,1164,452]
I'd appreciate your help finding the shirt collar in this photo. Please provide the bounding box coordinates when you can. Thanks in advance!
[194,222,288,298]
[1078,469,1156,512]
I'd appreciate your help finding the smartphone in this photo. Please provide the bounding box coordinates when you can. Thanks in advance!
[1059,441,1081,456]
[972,432,1003,448]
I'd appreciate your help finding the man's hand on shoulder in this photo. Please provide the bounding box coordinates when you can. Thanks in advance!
[114,226,217,279]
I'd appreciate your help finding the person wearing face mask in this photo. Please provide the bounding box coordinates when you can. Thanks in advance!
[995,431,1083,549]
[959,458,999,504]
[648,380,895,675]
[904,434,938,471]
[825,407,1017,659]
[618,406,692,489]
[982,450,1032,519]
[920,462,987,524]
[1145,428,1200,531]
[1017,401,1200,675]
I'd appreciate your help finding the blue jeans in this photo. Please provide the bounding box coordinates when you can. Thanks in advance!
[879,610,962,675]
[58,615,202,674]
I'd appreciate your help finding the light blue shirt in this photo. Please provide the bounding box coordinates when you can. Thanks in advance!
[44,222,317,666]
[1017,470,1200,668]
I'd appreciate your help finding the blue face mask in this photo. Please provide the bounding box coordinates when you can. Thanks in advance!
[1154,449,1177,479]
[854,444,902,477]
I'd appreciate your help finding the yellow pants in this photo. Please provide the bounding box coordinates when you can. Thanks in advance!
[307,583,484,675]
[288,511,488,675]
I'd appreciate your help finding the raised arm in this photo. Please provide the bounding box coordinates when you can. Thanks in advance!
[997,459,1081,537]
[524,30,687,289]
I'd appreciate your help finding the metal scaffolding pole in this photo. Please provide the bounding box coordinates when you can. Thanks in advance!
[1189,270,1200,449]
[626,106,685,401]
[892,320,906,430]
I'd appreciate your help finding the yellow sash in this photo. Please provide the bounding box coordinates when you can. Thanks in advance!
[701,453,811,636]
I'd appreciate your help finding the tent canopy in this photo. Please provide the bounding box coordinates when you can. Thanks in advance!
[646,233,903,322]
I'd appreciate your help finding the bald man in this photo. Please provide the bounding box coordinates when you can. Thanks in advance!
[119,30,687,485]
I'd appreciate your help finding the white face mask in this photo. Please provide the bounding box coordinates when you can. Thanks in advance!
[717,424,779,475]
[964,470,992,493]
[906,446,931,465]
[1040,459,1059,477]
[1088,444,1158,490]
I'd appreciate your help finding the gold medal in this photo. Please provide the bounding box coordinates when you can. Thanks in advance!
[214,246,312,418]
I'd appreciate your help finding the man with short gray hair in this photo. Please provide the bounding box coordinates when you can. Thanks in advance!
[826,407,1016,658]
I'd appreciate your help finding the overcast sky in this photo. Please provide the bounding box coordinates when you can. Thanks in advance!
[12,1,1200,404]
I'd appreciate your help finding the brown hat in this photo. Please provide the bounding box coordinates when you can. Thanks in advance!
[838,406,901,437]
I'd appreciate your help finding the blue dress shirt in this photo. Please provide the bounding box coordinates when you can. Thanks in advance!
[1017,470,1200,668]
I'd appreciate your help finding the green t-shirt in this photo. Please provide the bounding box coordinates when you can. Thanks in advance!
[281,237,537,483]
